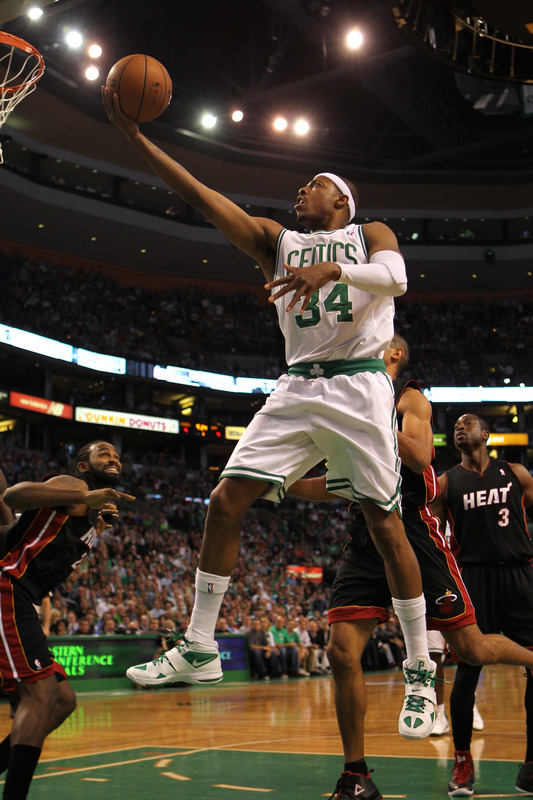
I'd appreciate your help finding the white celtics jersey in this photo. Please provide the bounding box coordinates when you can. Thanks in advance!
[273,224,396,366]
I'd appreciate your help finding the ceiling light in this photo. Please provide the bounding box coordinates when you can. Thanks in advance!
[65,30,83,48]
[26,6,43,20]
[85,66,100,81]
[273,116,288,131]
[232,110,244,122]
[88,44,102,59]
[347,28,363,50]
[294,118,309,135]
[201,113,217,129]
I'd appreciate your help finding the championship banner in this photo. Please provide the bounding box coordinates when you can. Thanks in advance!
[10,391,73,419]
[75,406,179,434]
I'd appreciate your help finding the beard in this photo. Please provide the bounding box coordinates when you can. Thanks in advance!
[87,465,122,488]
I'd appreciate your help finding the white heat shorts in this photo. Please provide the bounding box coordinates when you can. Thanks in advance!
[220,370,401,511]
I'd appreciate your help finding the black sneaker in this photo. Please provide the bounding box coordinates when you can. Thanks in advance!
[516,761,533,794]
[328,770,383,800]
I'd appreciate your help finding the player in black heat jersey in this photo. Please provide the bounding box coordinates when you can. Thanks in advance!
[0,441,134,800]
[434,414,533,797]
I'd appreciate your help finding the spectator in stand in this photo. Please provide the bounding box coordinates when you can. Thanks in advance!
[308,619,330,673]
[240,615,253,634]
[76,618,92,636]
[65,610,79,635]
[287,618,310,676]
[312,591,329,616]
[101,618,117,635]
[269,616,306,678]
[295,617,318,674]
[246,618,272,680]
[225,614,241,633]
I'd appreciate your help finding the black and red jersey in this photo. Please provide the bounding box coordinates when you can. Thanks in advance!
[0,477,98,603]
[445,459,532,565]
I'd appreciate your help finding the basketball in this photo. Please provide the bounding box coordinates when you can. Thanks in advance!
[105,54,172,123]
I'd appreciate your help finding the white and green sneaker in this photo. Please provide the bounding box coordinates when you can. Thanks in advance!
[126,636,223,686]
[398,656,437,739]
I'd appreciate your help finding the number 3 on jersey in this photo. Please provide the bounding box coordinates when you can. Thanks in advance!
[295,283,354,329]
[498,507,510,527]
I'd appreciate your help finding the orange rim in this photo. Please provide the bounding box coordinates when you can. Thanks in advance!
[0,31,45,95]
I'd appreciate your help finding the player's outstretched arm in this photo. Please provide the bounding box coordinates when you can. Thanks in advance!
[102,88,281,278]
[4,475,134,512]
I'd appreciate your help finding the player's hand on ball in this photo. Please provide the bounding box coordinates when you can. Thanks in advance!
[101,87,139,140]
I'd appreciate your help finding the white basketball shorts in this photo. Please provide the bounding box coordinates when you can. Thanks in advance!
[220,370,401,511]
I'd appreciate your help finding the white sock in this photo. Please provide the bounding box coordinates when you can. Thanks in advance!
[392,595,431,662]
[436,703,445,714]
[185,568,230,646]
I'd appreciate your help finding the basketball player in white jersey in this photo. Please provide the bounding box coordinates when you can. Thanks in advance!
[103,88,437,739]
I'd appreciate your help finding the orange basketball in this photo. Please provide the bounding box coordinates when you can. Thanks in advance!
[106,54,172,123]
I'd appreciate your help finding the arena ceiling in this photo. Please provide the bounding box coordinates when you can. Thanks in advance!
[1,0,532,175]
[0,0,532,289]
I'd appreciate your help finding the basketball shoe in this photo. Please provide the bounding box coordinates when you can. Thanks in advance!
[516,761,533,794]
[448,751,474,797]
[472,701,484,731]
[430,706,450,736]
[398,656,437,738]
[126,635,223,686]
[328,771,383,800]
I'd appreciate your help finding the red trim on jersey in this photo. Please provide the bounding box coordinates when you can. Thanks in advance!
[0,508,67,580]
[424,465,439,505]
[328,604,390,625]
[0,577,56,689]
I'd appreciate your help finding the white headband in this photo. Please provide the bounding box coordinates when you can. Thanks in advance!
[314,172,356,221]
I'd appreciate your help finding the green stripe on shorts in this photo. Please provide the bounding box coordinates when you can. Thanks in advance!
[326,475,402,515]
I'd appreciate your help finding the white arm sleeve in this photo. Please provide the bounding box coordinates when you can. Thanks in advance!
[337,249,407,297]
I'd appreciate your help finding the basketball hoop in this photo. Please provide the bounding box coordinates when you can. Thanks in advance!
[0,32,44,164]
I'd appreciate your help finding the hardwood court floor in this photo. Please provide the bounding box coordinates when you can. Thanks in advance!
[1,663,529,799]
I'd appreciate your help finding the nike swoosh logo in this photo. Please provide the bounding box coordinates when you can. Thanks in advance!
[190,656,218,668]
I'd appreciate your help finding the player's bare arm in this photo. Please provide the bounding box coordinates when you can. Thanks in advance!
[3,475,134,513]
[102,88,280,280]
[363,220,402,256]
[509,463,533,509]
[396,388,433,474]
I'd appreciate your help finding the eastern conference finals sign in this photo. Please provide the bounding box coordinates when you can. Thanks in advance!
[50,635,247,678]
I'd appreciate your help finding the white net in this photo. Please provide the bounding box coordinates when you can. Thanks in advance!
[0,35,44,164]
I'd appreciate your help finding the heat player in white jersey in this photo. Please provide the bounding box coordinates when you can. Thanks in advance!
[104,90,437,739]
